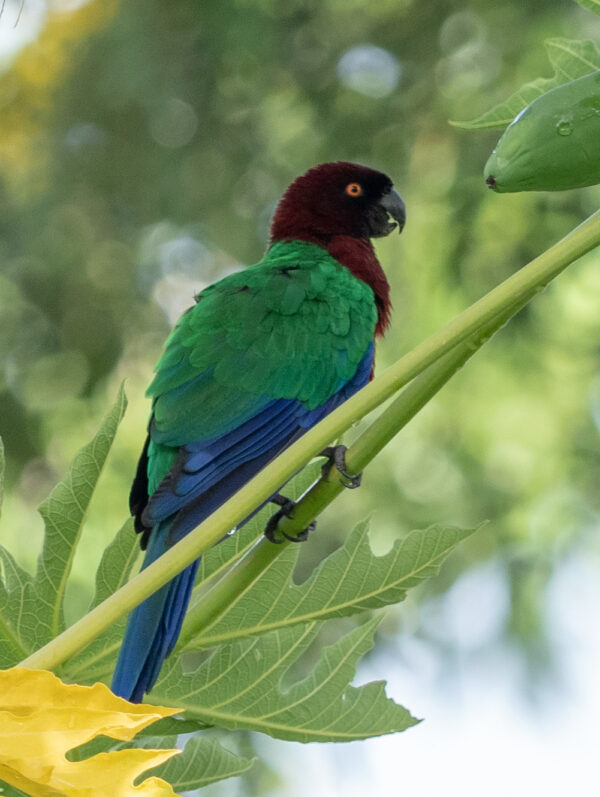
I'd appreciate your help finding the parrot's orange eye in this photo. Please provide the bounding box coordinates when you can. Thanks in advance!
[345,182,363,197]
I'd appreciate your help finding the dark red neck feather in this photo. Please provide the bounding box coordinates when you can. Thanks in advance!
[325,235,391,337]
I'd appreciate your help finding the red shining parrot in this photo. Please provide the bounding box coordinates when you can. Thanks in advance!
[111,162,405,702]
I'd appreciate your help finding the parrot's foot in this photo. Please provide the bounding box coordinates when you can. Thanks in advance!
[320,445,362,489]
[264,494,316,544]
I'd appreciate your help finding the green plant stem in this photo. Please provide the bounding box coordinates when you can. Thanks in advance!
[19,209,600,673]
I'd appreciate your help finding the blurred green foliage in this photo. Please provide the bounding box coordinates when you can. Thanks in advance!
[1,0,600,701]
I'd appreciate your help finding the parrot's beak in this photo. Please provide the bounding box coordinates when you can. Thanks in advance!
[367,188,406,238]
[380,188,406,232]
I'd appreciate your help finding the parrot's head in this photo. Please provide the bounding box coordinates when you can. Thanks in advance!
[270,162,406,244]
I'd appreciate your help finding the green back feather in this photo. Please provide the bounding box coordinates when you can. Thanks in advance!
[148,241,377,448]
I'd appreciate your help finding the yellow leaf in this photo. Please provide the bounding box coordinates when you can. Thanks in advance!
[0,668,181,796]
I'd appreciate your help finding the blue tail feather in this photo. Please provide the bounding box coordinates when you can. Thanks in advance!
[111,521,201,702]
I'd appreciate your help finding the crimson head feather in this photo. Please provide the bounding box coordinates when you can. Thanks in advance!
[270,161,405,245]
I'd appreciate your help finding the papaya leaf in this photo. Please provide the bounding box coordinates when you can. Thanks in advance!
[0,547,37,666]
[452,38,600,130]
[32,383,127,649]
[63,518,140,684]
[152,617,418,743]
[0,667,179,797]
[183,520,475,650]
[148,736,255,791]
[89,517,140,609]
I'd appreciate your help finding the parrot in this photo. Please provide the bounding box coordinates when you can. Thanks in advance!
[111,161,406,702]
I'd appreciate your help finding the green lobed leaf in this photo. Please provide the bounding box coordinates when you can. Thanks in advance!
[32,384,127,650]
[149,736,255,791]
[0,547,37,666]
[183,521,476,650]
[66,733,125,762]
[89,517,140,609]
[62,518,140,684]
[151,617,418,743]
[452,38,600,130]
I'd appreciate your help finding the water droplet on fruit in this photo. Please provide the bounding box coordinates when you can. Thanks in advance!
[556,118,573,136]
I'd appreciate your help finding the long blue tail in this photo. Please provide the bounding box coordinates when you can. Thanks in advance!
[111,521,199,702]
[110,442,291,703]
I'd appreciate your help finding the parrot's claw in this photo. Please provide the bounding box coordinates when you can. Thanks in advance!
[320,445,363,489]
[264,494,316,544]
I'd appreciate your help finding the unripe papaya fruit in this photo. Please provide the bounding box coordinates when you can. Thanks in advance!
[484,70,600,192]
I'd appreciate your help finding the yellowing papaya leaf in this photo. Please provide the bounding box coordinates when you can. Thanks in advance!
[0,668,181,797]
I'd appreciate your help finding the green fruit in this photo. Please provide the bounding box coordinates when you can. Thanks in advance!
[484,70,600,192]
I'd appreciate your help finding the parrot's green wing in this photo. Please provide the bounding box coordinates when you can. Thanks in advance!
[149,241,377,447]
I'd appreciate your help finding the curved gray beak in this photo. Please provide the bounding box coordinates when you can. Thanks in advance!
[367,187,406,238]
[380,188,406,233]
